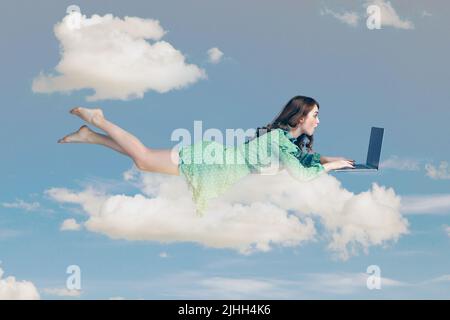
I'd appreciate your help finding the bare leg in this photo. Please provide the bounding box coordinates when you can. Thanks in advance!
[68,107,180,176]
[58,125,128,156]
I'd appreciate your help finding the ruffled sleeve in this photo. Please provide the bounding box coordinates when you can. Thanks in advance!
[299,151,322,167]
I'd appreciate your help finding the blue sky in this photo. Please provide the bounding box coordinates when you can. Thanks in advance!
[1,0,450,299]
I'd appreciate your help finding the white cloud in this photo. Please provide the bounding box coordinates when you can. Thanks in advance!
[43,288,82,297]
[182,272,450,298]
[196,273,406,298]
[207,47,224,64]
[149,271,407,299]
[159,252,169,258]
[365,0,414,29]
[200,277,274,296]
[1,199,41,212]
[45,186,109,214]
[0,268,40,300]
[422,11,432,17]
[321,1,415,30]
[400,194,450,215]
[428,275,450,284]
[320,7,360,27]
[418,274,450,287]
[302,272,406,294]
[154,271,297,299]
[32,12,207,101]
[123,165,140,182]
[444,225,450,237]
[425,161,450,179]
[380,155,421,171]
[45,164,408,260]
[60,218,82,231]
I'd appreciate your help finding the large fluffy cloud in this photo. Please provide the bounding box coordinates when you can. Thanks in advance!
[32,12,207,101]
[0,268,40,300]
[45,165,408,260]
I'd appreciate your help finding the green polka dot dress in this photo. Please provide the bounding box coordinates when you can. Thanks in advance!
[178,128,325,215]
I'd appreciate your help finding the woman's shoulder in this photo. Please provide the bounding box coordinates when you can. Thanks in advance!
[259,129,294,148]
[271,128,291,141]
[267,128,285,137]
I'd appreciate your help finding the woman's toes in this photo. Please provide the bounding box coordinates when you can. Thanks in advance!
[69,107,80,115]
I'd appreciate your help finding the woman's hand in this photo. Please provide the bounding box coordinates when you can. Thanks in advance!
[335,156,355,163]
[321,156,355,165]
[322,159,355,172]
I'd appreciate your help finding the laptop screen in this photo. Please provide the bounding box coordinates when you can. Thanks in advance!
[366,127,384,169]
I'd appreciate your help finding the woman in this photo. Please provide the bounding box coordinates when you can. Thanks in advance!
[58,95,355,215]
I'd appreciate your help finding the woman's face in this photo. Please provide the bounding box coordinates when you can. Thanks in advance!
[299,104,320,136]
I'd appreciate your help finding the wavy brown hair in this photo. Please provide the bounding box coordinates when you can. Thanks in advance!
[250,95,320,153]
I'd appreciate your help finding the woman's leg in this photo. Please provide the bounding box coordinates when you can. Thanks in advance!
[58,125,128,156]
[64,107,181,176]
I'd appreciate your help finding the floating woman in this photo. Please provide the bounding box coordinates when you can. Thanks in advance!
[58,95,355,215]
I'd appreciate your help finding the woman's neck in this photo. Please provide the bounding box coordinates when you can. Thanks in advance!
[289,127,303,139]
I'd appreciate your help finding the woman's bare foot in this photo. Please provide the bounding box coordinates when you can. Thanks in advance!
[70,107,104,127]
[57,125,95,144]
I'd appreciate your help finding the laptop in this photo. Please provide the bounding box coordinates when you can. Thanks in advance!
[334,127,384,172]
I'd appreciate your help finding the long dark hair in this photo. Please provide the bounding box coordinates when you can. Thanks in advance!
[251,95,320,153]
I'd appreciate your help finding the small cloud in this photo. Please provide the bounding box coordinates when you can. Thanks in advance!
[207,47,224,64]
[443,225,450,237]
[60,218,82,231]
[1,199,41,212]
[423,274,450,284]
[321,1,415,30]
[303,272,406,294]
[320,7,360,27]
[32,11,207,101]
[109,296,126,300]
[425,161,450,179]
[0,268,40,300]
[421,11,432,17]
[123,165,140,182]
[200,277,274,296]
[365,0,415,29]
[380,155,421,171]
[400,194,450,215]
[159,272,287,299]
[43,288,82,297]
[157,271,406,299]
[159,252,169,258]
[0,228,21,239]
